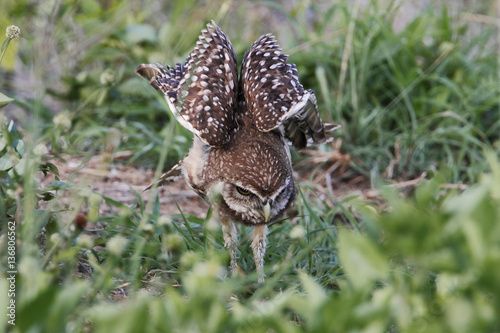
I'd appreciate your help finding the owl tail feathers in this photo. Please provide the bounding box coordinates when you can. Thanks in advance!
[144,156,185,191]
[284,101,341,148]
[322,123,342,141]
[301,122,341,148]
[135,63,164,92]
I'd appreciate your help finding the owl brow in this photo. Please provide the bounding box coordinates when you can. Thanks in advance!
[269,177,292,200]
[232,177,290,202]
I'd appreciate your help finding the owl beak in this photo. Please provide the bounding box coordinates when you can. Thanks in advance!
[262,199,272,222]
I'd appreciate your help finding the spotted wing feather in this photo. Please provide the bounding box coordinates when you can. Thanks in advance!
[144,156,185,191]
[136,22,239,146]
[240,35,339,148]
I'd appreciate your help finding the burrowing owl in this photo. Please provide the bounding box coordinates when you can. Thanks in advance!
[136,21,338,282]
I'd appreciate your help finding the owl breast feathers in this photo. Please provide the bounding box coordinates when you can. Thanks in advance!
[136,21,339,282]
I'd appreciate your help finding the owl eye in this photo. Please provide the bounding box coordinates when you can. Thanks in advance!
[235,186,252,196]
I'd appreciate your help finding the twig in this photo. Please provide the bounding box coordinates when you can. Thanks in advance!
[439,183,469,190]
[388,172,427,188]
[459,13,500,27]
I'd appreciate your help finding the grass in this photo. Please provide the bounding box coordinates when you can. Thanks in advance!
[1,0,500,332]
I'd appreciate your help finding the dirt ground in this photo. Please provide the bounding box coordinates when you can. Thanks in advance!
[41,151,208,218]
[40,140,378,221]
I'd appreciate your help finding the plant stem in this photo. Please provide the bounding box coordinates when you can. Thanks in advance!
[0,38,11,65]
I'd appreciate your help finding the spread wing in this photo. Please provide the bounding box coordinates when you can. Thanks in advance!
[240,34,339,149]
[136,21,239,146]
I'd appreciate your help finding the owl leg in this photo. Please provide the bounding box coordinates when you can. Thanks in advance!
[251,225,268,283]
[220,218,238,273]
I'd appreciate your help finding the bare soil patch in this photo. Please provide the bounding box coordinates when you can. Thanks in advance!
[40,143,376,221]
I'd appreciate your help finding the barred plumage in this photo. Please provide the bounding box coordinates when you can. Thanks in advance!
[136,21,339,282]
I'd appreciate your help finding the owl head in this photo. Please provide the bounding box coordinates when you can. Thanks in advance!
[205,126,295,225]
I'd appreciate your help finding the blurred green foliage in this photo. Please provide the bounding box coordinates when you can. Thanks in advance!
[1,0,500,332]
[2,139,500,331]
[293,3,499,182]
[2,0,498,179]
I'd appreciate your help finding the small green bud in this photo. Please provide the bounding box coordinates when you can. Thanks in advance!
[100,69,116,85]
[53,112,72,131]
[290,225,306,239]
[76,234,94,249]
[107,235,128,256]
